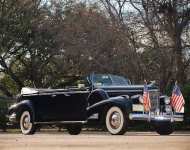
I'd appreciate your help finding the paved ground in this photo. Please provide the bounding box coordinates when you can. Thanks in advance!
[0,131,190,150]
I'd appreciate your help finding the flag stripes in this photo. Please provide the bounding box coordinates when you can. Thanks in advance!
[143,83,151,112]
[171,85,185,112]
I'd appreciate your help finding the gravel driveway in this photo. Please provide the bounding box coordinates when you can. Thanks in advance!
[0,131,190,150]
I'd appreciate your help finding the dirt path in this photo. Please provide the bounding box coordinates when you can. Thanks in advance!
[0,131,190,150]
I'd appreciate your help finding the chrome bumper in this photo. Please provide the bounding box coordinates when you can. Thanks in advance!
[8,113,17,123]
[129,113,184,122]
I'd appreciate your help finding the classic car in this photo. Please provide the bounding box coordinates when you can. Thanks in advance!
[8,73,184,135]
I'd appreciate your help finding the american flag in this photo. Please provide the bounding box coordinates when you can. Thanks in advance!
[171,84,185,112]
[143,83,151,112]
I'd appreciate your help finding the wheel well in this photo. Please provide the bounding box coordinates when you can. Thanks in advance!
[16,105,33,122]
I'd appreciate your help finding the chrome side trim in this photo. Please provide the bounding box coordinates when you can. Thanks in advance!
[22,91,89,97]
[88,113,99,119]
[34,120,87,125]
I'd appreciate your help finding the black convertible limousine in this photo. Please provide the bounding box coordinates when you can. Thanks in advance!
[8,73,184,135]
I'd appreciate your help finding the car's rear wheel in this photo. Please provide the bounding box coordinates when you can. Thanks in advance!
[106,106,127,135]
[20,110,36,135]
[154,121,174,135]
[66,124,82,135]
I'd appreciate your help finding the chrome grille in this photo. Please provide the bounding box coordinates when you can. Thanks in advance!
[149,90,159,111]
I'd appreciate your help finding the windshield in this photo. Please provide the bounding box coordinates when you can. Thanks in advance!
[92,74,130,87]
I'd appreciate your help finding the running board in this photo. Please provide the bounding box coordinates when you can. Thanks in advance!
[34,120,87,125]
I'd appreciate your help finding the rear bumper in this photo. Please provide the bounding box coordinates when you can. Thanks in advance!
[129,113,184,122]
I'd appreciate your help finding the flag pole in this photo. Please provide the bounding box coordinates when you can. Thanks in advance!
[143,80,146,115]
[144,79,147,84]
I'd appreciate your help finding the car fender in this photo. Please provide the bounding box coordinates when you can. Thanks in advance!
[87,89,109,106]
[87,96,132,119]
[8,100,35,122]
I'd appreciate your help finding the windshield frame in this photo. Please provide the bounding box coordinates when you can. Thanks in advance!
[91,73,131,88]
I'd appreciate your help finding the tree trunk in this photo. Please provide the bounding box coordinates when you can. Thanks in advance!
[0,84,13,97]
[174,33,185,84]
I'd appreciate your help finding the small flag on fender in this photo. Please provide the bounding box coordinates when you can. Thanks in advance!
[171,82,185,112]
[143,81,151,112]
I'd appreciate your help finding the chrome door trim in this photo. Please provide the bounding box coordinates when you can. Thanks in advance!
[34,120,87,124]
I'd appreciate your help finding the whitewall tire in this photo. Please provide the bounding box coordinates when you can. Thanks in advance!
[20,111,36,135]
[106,106,127,135]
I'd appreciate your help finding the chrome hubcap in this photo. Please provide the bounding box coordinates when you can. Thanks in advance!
[110,112,121,129]
[23,115,31,129]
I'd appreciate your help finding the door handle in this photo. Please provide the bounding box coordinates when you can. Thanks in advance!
[51,94,56,98]
[64,93,70,96]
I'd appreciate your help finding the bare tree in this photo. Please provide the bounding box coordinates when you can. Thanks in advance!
[129,0,190,86]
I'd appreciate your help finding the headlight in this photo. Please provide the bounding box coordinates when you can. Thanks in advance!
[165,105,172,113]
[139,95,144,104]
[164,96,170,104]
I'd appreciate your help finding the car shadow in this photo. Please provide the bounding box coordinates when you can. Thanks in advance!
[1,129,190,136]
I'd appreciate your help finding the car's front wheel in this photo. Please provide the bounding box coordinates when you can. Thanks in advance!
[105,106,127,135]
[20,110,36,135]
[66,124,82,135]
[154,121,174,135]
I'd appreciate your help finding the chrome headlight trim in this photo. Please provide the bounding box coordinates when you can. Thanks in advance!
[164,96,170,105]
[165,105,172,113]
[138,95,143,104]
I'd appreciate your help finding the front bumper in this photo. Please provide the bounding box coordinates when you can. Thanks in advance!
[129,112,184,122]
[8,113,17,123]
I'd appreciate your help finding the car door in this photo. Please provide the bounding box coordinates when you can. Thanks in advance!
[50,91,89,121]
[32,94,55,122]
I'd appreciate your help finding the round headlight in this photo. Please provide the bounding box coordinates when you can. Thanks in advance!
[164,96,170,105]
[139,95,144,104]
[165,105,172,113]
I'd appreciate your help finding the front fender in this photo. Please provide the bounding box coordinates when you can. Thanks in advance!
[8,100,35,122]
[87,96,132,118]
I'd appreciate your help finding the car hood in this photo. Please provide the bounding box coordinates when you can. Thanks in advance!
[95,84,158,91]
